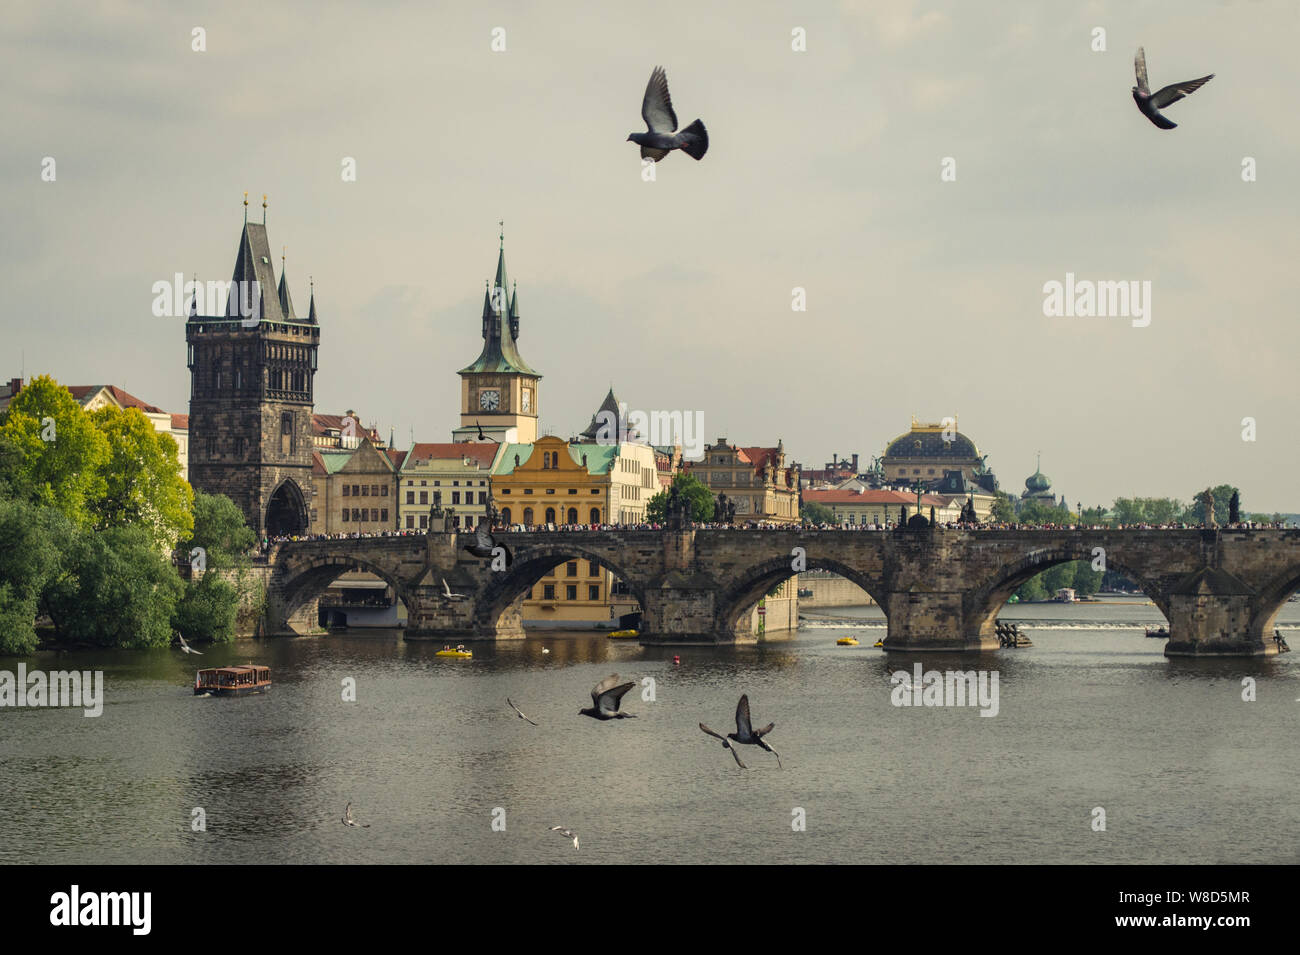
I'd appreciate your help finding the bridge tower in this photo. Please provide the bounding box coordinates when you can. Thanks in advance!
[186,196,319,537]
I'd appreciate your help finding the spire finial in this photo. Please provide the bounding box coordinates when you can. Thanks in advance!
[498,219,504,249]
[282,245,286,268]
[243,191,248,224]
[262,194,267,224]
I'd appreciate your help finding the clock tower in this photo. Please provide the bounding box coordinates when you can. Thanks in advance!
[453,229,541,444]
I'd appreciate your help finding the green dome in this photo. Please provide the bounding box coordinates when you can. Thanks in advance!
[1025,470,1051,493]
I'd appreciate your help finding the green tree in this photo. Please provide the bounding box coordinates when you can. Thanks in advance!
[173,574,240,644]
[0,375,109,527]
[88,404,194,550]
[0,499,69,653]
[801,501,836,525]
[1185,484,1239,525]
[991,492,1016,523]
[184,491,256,567]
[172,492,256,645]
[43,526,183,647]
[646,473,716,523]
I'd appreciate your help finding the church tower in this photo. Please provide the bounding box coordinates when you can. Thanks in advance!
[186,195,319,536]
[453,228,541,444]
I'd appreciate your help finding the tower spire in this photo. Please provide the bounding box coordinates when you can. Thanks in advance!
[243,191,248,224]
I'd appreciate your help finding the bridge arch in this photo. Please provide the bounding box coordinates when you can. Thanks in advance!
[265,479,309,536]
[1246,563,1300,642]
[964,544,1170,640]
[471,542,648,635]
[716,556,887,638]
[274,553,415,633]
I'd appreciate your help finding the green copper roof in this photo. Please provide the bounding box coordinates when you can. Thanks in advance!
[492,442,618,476]
[459,239,539,376]
[317,449,353,474]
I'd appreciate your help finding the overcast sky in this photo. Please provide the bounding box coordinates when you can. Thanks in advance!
[3,0,1298,510]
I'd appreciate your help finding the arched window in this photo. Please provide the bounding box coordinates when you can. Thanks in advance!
[567,507,578,524]
[545,507,556,524]
[523,507,534,526]
[500,507,512,525]
[590,507,600,523]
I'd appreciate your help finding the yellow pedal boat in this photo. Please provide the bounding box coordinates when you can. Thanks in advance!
[608,629,639,639]
[836,636,860,646]
[436,645,473,659]
[873,639,884,648]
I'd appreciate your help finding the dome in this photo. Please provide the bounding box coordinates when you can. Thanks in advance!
[1025,470,1051,493]
[883,423,978,460]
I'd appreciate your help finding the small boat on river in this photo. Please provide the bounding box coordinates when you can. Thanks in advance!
[194,665,271,696]
[1145,627,1169,639]
[836,636,860,646]
[436,645,473,659]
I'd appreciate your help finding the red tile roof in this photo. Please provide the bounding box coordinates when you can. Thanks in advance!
[68,385,166,415]
[170,413,189,430]
[803,489,948,506]
[404,443,498,469]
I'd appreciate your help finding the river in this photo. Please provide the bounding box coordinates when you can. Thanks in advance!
[2,596,1297,864]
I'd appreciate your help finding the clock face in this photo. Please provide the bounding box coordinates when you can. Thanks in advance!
[521,388,532,412]
[479,390,500,411]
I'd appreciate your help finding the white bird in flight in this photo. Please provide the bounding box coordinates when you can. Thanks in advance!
[177,633,202,655]
[442,578,468,601]
[342,802,370,828]
[549,826,579,850]
[508,697,538,726]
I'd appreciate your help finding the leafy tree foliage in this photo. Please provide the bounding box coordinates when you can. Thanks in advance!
[646,473,716,523]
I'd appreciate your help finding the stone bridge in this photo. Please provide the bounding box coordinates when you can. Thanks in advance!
[262,522,1300,656]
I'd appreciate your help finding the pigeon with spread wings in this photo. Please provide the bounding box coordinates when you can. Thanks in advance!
[579,674,638,720]
[704,694,781,768]
[463,518,511,567]
[1132,47,1214,130]
[627,66,708,161]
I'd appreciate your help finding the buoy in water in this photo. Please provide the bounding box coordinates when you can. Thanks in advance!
[673,655,681,665]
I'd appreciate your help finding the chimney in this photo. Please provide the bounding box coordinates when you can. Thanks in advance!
[832,452,838,468]
[852,453,859,470]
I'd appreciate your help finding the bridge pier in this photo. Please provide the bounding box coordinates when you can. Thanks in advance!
[1164,569,1275,656]
[880,591,998,652]
[638,579,721,645]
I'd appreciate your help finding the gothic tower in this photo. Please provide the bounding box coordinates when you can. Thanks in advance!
[186,196,319,536]
[453,228,541,444]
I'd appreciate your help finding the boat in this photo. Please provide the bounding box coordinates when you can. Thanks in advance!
[608,629,639,639]
[194,665,271,696]
[436,645,473,659]
[1145,627,1169,639]
[873,639,884,648]
[836,636,860,646]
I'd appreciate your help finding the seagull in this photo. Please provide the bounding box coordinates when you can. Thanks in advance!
[549,826,579,850]
[704,695,781,768]
[341,802,370,828]
[176,633,203,655]
[698,723,748,769]
[579,674,638,720]
[1132,47,1214,130]
[442,578,468,601]
[627,66,708,162]
[508,697,538,726]
[541,647,550,654]
[463,518,512,567]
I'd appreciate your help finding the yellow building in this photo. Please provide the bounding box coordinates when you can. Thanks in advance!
[691,438,800,524]
[492,434,656,626]
[397,442,501,532]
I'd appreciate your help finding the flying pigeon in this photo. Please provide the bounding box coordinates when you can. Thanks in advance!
[341,802,370,828]
[579,674,638,720]
[1132,47,1214,129]
[704,695,781,768]
[442,578,468,601]
[627,66,708,162]
[508,697,538,726]
[698,723,748,769]
[549,826,579,850]
[464,518,512,567]
[176,633,203,655]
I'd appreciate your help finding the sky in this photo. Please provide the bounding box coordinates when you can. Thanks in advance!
[3,0,1298,511]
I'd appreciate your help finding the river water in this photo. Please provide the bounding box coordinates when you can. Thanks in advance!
[3,596,1297,864]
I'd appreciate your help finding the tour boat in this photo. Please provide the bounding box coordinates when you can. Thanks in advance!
[436,645,473,659]
[194,665,271,696]
[836,636,860,646]
[608,629,639,639]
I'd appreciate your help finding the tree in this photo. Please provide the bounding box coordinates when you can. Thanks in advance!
[88,404,194,550]
[0,499,69,653]
[42,526,183,647]
[172,492,256,645]
[173,574,240,644]
[0,375,109,527]
[185,491,256,567]
[991,492,1016,523]
[801,501,836,525]
[1185,484,1239,526]
[646,473,715,523]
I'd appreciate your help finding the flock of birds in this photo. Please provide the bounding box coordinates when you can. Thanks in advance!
[341,677,782,849]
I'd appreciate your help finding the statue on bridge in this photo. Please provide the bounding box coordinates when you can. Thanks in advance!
[1228,490,1240,525]
[715,492,736,525]
[1197,488,1217,528]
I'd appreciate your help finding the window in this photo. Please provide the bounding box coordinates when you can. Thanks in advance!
[452,492,460,505]
[419,515,428,528]
[566,585,577,601]
[406,491,414,504]
[478,492,486,505]
[588,585,600,601]
[343,485,351,497]
[566,562,578,577]
[419,491,428,504]
[568,488,577,495]
[382,486,388,497]
[545,507,556,523]
[567,508,578,524]
[591,489,600,494]
[406,515,414,528]
[371,485,378,496]
[524,488,533,495]
[546,488,555,495]
[362,485,369,497]
[588,562,599,577]
[501,489,511,495]
[590,508,600,523]
[342,509,349,522]
[523,508,534,525]
[362,508,369,521]
[501,508,511,524]
[352,484,360,496]
[352,508,360,521]
[543,584,555,600]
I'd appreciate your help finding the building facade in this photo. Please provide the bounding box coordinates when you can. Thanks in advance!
[880,418,999,493]
[397,442,501,531]
[690,438,800,524]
